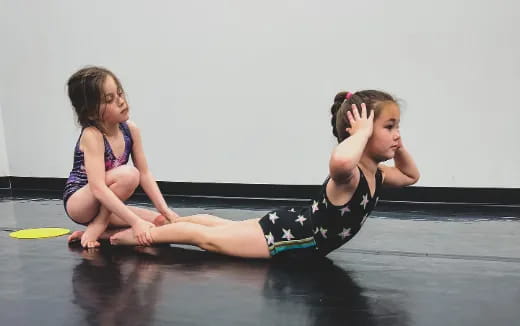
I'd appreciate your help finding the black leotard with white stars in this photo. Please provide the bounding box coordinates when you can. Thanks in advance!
[258,167,382,257]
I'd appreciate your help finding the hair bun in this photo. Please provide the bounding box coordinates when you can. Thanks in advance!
[333,91,348,103]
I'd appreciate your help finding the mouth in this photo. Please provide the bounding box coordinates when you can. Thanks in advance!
[121,108,129,114]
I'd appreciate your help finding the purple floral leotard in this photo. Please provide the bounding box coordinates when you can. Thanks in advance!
[63,122,133,216]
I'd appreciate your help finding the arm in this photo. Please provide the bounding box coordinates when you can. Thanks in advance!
[327,103,373,205]
[329,129,371,184]
[127,121,178,222]
[329,103,373,184]
[379,143,420,188]
[81,127,153,245]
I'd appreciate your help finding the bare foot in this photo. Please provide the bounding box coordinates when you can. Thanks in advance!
[110,228,140,246]
[82,238,101,248]
[68,230,100,248]
[81,230,101,248]
[67,230,84,244]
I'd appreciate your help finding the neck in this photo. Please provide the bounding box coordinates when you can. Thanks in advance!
[101,122,119,136]
[358,155,378,176]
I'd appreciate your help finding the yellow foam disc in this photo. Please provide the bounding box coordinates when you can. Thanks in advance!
[9,227,70,239]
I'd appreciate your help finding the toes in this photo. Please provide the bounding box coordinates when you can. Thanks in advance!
[67,231,83,244]
[109,235,118,245]
[85,241,100,248]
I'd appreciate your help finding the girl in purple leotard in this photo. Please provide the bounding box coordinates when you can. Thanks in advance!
[64,66,178,248]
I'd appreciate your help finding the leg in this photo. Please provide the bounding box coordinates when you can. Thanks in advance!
[110,216,271,259]
[67,166,146,247]
[109,206,168,227]
[80,206,112,248]
[67,206,165,247]
[66,165,141,224]
[174,214,235,227]
[68,227,124,244]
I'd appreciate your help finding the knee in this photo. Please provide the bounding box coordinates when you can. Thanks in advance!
[108,165,140,199]
[197,231,220,252]
[114,165,140,189]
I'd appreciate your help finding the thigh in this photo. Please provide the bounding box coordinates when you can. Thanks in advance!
[175,214,235,227]
[65,166,139,224]
[65,184,100,224]
[208,220,271,259]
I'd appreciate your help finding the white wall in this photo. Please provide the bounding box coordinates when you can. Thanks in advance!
[0,103,10,176]
[0,0,518,187]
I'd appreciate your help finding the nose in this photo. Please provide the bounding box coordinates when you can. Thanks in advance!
[394,129,401,140]
[117,93,125,106]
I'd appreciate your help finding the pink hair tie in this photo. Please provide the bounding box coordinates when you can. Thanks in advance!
[345,92,353,100]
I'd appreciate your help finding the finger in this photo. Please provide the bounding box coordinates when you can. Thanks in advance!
[135,230,144,245]
[360,103,367,119]
[367,107,374,121]
[351,104,360,120]
[346,110,355,125]
[142,232,151,246]
[144,237,151,246]
[139,234,146,246]
[145,231,153,246]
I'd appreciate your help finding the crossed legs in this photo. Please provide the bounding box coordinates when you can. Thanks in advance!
[66,165,166,247]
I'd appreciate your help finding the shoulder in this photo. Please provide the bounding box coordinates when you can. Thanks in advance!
[125,120,139,131]
[80,126,104,143]
[79,127,104,152]
[125,120,141,137]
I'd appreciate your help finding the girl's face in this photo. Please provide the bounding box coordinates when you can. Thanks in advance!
[365,103,401,162]
[99,75,129,125]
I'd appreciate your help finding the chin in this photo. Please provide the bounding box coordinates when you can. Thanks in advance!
[374,152,395,162]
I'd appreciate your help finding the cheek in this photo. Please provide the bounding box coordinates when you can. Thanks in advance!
[99,104,107,115]
[368,131,390,150]
[101,104,114,117]
[370,129,385,142]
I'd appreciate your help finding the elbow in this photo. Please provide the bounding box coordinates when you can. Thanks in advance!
[408,172,420,186]
[329,155,356,183]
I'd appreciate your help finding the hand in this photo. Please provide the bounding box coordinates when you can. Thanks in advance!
[346,103,374,137]
[163,208,179,223]
[132,220,155,246]
[396,138,403,151]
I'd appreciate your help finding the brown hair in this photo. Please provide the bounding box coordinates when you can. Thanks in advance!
[67,66,125,133]
[330,90,397,142]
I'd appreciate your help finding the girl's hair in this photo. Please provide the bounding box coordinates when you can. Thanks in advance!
[330,90,397,142]
[67,66,124,133]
